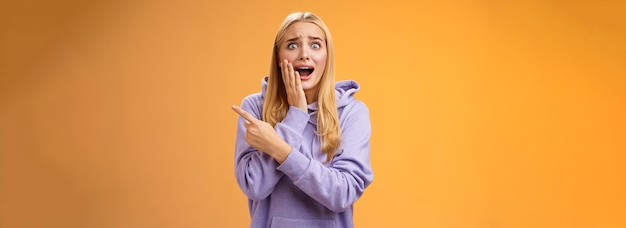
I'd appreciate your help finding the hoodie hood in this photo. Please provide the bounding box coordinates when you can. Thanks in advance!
[260,76,360,111]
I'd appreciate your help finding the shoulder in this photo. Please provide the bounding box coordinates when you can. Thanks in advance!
[240,92,264,118]
[338,98,372,135]
[338,98,370,122]
[343,99,368,112]
[241,92,263,106]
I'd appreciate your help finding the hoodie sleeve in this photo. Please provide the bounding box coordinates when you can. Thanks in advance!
[234,96,310,201]
[277,101,374,212]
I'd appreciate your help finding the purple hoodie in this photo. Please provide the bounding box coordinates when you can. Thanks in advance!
[234,77,374,228]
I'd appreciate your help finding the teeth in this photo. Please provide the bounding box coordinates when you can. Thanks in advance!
[296,67,312,70]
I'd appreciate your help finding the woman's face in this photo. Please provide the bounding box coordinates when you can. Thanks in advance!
[278,21,327,98]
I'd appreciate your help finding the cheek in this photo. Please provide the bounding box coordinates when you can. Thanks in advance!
[278,51,297,62]
[314,53,327,69]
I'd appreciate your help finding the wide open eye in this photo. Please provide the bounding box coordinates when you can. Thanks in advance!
[311,43,321,49]
[287,43,299,49]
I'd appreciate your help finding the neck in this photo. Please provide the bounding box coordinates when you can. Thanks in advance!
[304,87,319,104]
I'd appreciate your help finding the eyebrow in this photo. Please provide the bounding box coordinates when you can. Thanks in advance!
[285,36,324,43]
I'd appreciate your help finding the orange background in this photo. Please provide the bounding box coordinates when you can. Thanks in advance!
[1,0,625,227]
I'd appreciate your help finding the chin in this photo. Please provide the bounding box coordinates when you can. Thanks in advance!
[301,85,314,90]
[301,79,317,88]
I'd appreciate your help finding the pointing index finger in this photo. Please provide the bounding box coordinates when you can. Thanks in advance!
[231,105,257,123]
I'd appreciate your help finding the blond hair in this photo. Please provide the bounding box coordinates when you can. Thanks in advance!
[262,12,340,163]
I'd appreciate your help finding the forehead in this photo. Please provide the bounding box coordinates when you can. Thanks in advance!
[284,22,325,40]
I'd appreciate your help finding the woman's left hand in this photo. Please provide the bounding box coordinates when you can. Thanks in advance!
[231,105,291,163]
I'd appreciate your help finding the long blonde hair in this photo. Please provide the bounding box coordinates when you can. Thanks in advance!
[262,12,340,163]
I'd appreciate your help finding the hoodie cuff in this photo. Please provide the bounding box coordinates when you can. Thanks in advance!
[277,148,310,181]
[280,106,309,133]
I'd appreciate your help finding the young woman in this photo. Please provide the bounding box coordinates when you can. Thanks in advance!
[231,12,373,228]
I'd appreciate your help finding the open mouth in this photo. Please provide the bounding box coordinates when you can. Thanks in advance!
[296,67,314,78]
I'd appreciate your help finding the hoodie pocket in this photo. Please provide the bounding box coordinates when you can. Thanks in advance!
[270,216,336,228]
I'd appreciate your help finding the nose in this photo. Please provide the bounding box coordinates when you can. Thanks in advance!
[298,48,310,61]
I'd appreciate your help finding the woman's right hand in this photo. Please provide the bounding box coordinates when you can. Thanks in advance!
[232,105,291,163]
[281,59,308,112]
